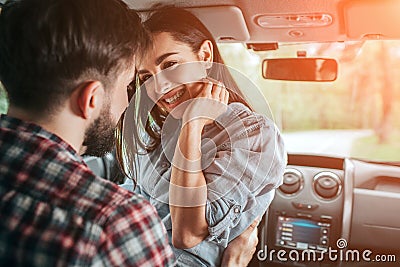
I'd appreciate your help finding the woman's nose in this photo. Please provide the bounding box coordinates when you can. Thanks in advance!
[154,73,172,95]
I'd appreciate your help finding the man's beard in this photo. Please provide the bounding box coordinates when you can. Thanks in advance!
[83,102,116,157]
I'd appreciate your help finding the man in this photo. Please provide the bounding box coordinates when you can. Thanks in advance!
[0,0,174,265]
[0,0,258,266]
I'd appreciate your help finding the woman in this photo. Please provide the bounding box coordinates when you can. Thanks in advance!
[118,6,286,266]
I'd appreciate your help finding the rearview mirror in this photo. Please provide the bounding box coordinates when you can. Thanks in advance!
[262,58,338,82]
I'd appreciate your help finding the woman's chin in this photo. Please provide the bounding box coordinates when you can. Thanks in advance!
[168,101,189,119]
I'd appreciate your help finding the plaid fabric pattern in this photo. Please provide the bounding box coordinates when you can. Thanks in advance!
[0,114,175,267]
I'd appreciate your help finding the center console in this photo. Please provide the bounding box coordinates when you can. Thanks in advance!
[261,162,345,266]
[274,215,331,251]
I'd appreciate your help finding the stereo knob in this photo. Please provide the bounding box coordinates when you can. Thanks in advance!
[279,168,304,195]
[313,172,341,199]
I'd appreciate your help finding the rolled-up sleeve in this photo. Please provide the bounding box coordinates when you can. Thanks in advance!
[202,103,286,247]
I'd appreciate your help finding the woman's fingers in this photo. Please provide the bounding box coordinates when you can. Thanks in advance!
[203,81,213,97]
[216,82,229,105]
[200,78,228,103]
[221,85,229,105]
[211,81,222,99]
[182,79,229,126]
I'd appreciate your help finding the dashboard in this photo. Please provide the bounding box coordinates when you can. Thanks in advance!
[256,154,400,266]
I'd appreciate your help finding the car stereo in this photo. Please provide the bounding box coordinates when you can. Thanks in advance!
[275,216,331,251]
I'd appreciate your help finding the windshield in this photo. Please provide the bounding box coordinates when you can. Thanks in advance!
[218,40,400,162]
[1,40,399,162]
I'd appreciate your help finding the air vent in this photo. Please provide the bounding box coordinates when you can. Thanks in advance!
[279,168,304,195]
[313,171,342,200]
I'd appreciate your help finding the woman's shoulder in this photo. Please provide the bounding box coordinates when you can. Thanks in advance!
[214,102,275,132]
[226,102,252,115]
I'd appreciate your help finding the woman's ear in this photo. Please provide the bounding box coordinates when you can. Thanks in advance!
[198,40,213,69]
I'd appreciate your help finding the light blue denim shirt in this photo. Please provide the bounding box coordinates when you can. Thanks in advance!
[121,102,287,266]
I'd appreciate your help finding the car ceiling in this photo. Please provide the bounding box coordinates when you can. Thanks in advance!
[125,0,400,44]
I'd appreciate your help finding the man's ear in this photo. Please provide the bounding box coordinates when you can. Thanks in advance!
[198,40,213,69]
[76,81,104,120]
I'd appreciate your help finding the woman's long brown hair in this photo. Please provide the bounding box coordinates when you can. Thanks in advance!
[115,5,253,184]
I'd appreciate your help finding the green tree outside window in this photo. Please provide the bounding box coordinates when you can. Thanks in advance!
[0,82,8,114]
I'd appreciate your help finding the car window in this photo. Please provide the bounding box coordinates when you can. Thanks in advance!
[2,41,399,162]
[218,40,400,162]
[0,82,8,115]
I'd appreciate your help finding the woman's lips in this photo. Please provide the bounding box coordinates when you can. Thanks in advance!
[160,87,186,109]
[164,89,185,104]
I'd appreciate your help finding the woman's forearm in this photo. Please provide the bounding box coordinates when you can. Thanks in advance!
[169,121,209,249]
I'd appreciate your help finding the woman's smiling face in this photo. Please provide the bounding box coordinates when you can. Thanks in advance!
[137,32,211,117]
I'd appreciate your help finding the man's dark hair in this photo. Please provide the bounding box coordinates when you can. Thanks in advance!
[0,0,146,116]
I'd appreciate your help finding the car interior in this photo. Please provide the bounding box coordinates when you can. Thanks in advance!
[128,1,400,266]
[2,0,399,266]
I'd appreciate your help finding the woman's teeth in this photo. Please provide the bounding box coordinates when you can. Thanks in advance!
[164,90,184,104]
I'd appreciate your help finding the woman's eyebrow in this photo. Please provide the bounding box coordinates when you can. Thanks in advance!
[155,52,178,65]
[137,52,179,74]
[137,69,148,75]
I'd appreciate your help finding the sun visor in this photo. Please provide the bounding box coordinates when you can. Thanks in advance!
[187,6,250,42]
[139,6,249,42]
[344,0,400,38]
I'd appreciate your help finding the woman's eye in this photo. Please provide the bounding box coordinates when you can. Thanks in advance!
[127,81,135,100]
[162,61,177,70]
[139,74,152,83]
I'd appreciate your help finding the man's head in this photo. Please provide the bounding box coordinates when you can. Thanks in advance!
[0,0,145,156]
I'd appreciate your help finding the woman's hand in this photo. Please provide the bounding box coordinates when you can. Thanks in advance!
[182,78,229,127]
[221,217,260,267]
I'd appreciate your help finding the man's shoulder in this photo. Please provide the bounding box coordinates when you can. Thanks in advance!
[90,178,175,265]
[95,177,155,219]
[0,117,154,225]
[61,164,157,227]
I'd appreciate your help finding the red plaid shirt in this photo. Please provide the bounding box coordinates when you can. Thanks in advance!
[0,114,175,266]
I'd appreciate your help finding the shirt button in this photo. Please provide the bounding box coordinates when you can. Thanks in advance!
[234,207,240,213]
[76,217,83,225]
